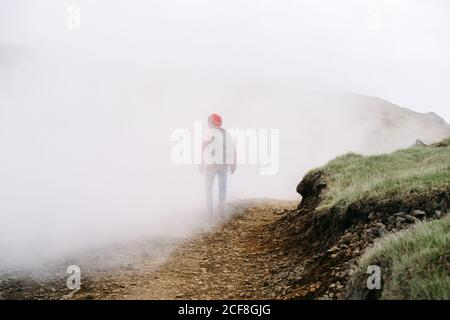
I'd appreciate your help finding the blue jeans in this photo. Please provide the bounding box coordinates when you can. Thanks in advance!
[205,165,228,215]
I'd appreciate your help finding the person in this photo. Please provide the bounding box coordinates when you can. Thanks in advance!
[200,113,236,217]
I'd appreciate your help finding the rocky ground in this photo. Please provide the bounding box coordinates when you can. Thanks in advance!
[76,199,298,300]
[0,199,298,300]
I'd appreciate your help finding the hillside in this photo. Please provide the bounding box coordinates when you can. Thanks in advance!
[268,136,450,299]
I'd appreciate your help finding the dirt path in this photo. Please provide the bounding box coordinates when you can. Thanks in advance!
[75,200,297,300]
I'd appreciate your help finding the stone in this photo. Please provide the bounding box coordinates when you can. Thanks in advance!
[375,222,386,228]
[413,139,426,147]
[412,210,426,218]
[330,252,342,259]
[327,246,341,254]
[340,232,354,243]
[404,214,420,223]
[387,215,396,222]
[439,199,448,214]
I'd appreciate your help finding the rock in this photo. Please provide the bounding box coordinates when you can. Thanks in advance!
[440,199,448,214]
[394,212,405,217]
[340,232,354,243]
[373,222,387,236]
[298,290,308,298]
[330,252,342,259]
[368,212,376,220]
[436,210,442,218]
[375,222,386,228]
[327,246,341,254]
[412,210,426,218]
[404,214,420,223]
[413,139,427,147]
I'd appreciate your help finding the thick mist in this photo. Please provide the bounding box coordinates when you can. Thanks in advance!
[1,0,450,272]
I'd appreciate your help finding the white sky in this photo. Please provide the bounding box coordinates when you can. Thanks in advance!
[1,0,449,121]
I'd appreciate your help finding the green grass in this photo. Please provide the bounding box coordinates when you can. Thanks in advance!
[317,137,450,299]
[351,215,450,300]
[308,140,450,211]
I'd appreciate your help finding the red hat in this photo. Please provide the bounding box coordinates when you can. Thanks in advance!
[208,113,222,128]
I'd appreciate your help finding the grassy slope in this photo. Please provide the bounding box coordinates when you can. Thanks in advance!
[353,215,450,300]
[311,137,450,212]
[305,137,450,299]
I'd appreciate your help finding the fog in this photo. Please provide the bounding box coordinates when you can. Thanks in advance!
[1,0,450,271]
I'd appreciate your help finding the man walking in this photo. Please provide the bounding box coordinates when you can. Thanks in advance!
[201,113,236,217]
